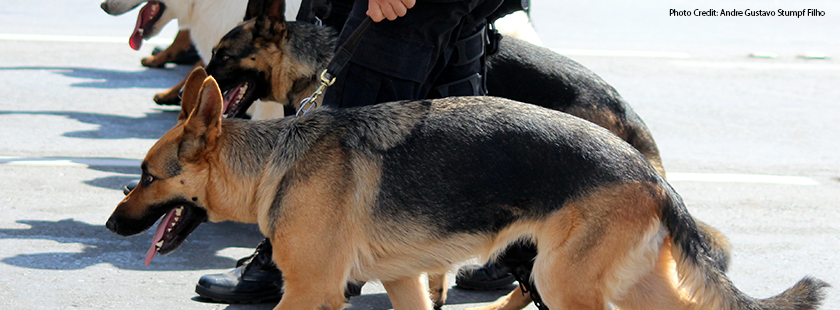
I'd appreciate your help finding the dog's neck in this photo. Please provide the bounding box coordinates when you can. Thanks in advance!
[269,22,338,109]
[206,117,326,225]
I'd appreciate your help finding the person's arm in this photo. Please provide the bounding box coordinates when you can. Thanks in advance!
[367,0,416,22]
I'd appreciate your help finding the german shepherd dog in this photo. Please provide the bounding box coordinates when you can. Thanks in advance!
[203,2,737,308]
[107,68,827,310]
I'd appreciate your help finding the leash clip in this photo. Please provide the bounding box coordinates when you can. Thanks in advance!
[296,69,336,116]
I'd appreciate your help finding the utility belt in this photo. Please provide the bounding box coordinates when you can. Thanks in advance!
[437,0,531,96]
[433,14,505,98]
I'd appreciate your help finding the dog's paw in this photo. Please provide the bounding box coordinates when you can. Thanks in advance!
[153,92,182,106]
[141,56,169,68]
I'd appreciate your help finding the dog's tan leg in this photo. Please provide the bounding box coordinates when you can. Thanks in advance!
[466,286,533,310]
[530,183,664,310]
[611,239,687,310]
[427,273,447,309]
[267,144,364,310]
[272,276,348,310]
[142,29,193,68]
[154,61,205,106]
[383,275,432,310]
[269,233,352,310]
[533,233,609,309]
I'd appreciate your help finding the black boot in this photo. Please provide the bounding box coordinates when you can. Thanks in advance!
[195,239,283,303]
[195,239,366,303]
[455,260,515,290]
[123,179,139,195]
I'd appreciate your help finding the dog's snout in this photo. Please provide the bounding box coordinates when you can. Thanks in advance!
[105,215,118,233]
[100,2,108,12]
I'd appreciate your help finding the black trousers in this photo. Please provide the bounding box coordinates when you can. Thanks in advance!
[320,0,503,108]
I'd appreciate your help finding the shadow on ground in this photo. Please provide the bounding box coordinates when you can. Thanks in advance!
[0,110,178,139]
[191,284,514,309]
[0,66,191,89]
[0,219,265,271]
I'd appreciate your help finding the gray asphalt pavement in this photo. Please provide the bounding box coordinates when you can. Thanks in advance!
[1,0,839,309]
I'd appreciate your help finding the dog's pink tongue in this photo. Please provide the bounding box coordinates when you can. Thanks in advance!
[145,208,178,266]
[222,85,243,115]
[129,30,143,51]
[129,2,159,50]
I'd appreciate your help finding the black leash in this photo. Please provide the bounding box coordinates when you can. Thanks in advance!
[296,16,374,116]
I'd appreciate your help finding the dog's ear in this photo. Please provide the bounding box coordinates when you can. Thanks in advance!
[179,67,208,122]
[180,77,224,160]
[253,0,286,42]
[244,0,265,21]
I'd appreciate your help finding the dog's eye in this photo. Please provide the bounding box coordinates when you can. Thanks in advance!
[142,174,155,186]
[221,55,231,61]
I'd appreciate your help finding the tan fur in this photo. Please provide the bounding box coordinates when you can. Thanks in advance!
[527,183,664,309]
[268,136,358,310]
[428,274,448,309]
[111,70,823,310]
[222,22,322,110]
[269,41,322,110]
[384,276,433,310]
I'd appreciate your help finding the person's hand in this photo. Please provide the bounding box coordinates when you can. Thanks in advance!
[367,0,416,22]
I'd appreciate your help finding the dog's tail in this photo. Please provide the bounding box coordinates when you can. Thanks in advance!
[661,185,829,310]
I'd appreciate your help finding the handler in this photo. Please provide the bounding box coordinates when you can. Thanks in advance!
[194,0,524,304]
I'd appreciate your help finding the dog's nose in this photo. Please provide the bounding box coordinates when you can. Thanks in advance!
[105,215,118,233]
[100,2,108,12]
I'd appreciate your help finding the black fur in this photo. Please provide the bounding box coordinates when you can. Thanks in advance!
[486,36,661,166]
[364,100,656,234]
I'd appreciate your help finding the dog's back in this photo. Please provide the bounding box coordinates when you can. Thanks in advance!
[333,97,657,232]
[487,36,664,176]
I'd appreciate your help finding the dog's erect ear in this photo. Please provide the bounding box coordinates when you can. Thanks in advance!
[180,77,224,160]
[244,0,266,21]
[252,0,286,42]
[179,67,208,122]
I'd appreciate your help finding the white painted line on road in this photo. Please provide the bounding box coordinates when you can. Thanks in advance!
[670,60,840,71]
[552,48,691,59]
[0,156,140,168]
[669,172,819,186]
[0,33,173,45]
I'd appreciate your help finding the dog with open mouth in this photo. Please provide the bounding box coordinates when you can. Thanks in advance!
[100,0,251,105]
[107,67,828,310]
